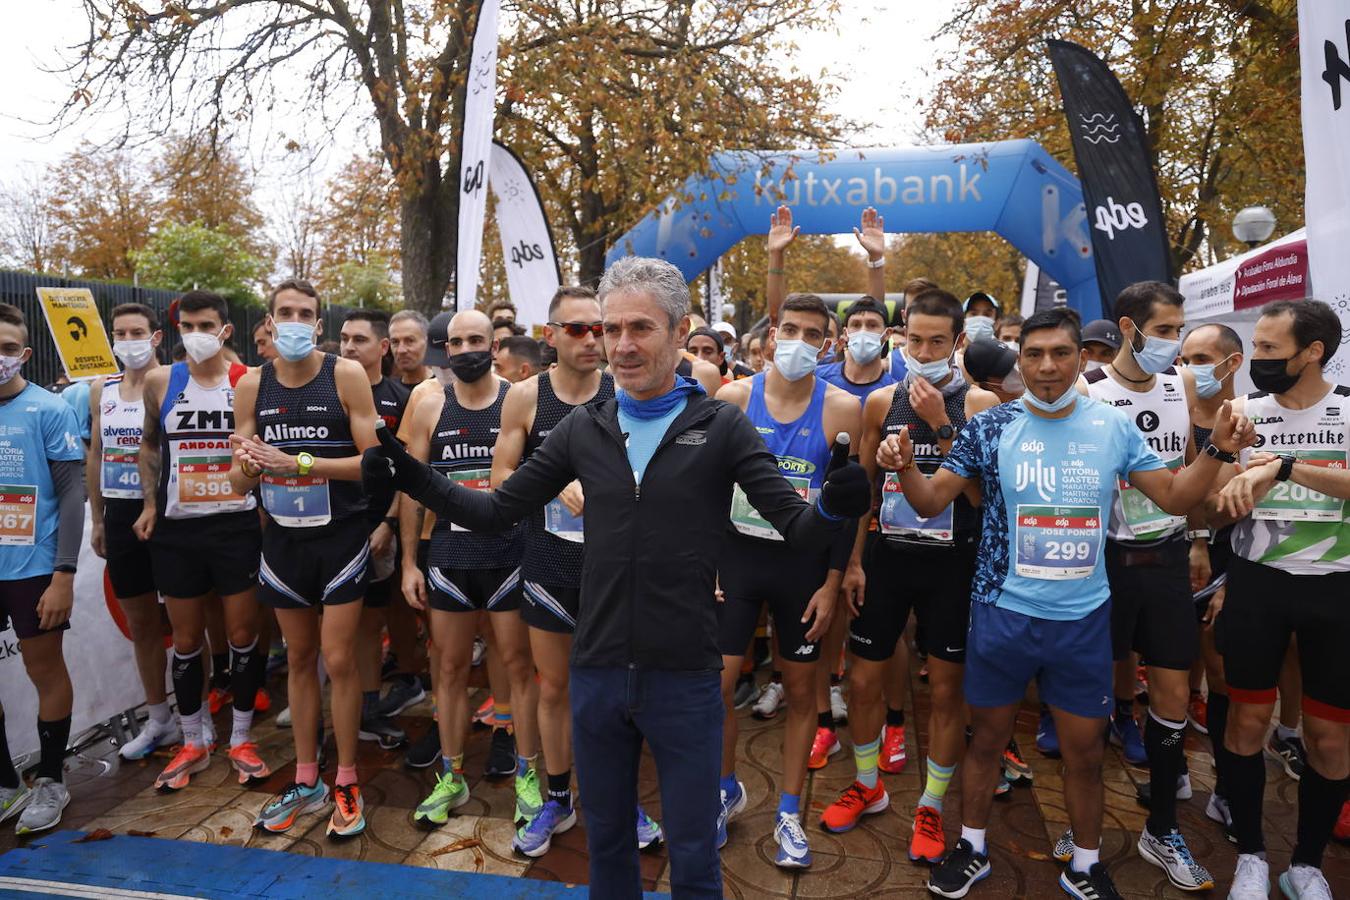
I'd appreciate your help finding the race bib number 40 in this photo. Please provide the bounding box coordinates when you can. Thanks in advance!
[178,455,245,504]
[101,447,142,499]
[0,485,37,545]
[447,468,492,532]
[730,477,812,541]
[261,474,332,528]
[880,472,953,542]
[1015,504,1102,580]
[1254,450,1347,522]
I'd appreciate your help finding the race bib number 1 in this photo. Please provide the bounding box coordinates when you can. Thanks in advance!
[1015,504,1101,580]
[101,447,142,499]
[730,476,812,541]
[261,474,333,528]
[447,468,492,532]
[880,472,953,542]
[1254,450,1347,522]
[0,485,37,546]
[544,497,584,543]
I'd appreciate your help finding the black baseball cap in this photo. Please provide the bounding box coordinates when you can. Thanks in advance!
[426,311,452,366]
[963,338,1017,382]
[1081,319,1122,351]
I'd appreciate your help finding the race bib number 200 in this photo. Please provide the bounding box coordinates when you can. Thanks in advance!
[1254,450,1346,522]
[0,485,37,545]
[1015,505,1101,580]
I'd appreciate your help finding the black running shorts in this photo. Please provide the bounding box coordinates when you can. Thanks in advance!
[150,510,261,600]
[522,581,579,634]
[716,531,829,664]
[258,517,370,609]
[1105,534,1198,670]
[427,565,521,614]
[103,498,156,599]
[0,574,68,640]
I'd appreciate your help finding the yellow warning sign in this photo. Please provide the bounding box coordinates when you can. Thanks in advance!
[35,287,119,380]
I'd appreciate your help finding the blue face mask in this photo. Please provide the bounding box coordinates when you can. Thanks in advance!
[1131,330,1181,375]
[964,316,996,342]
[273,320,317,362]
[773,338,820,382]
[902,347,952,384]
[1023,384,1078,414]
[847,330,885,365]
[1187,354,1235,399]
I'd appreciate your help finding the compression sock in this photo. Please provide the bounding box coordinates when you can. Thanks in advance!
[172,648,206,745]
[228,639,263,713]
[918,758,957,812]
[0,714,17,788]
[1227,749,1267,855]
[1145,710,1187,837]
[335,765,358,788]
[295,761,319,788]
[1207,692,1230,796]
[778,793,800,816]
[817,711,832,730]
[886,707,905,727]
[1291,763,1350,868]
[36,716,71,782]
[854,735,881,789]
[547,770,572,808]
[211,651,230,690]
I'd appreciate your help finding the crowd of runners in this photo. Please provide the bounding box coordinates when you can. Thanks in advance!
[0,205,1345,900]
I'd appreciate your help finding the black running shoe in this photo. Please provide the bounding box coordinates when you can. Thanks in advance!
[405,725,442,769]
[359,712,407,750]
[1058,862,1122,900]
[485,727,516,778]
[927,839,991,898]
[375,676,427,718]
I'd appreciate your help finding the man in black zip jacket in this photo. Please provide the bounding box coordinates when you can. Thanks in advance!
[365,256,870,900]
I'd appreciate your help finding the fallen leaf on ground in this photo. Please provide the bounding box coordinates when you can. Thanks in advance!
[430,838,482,857]
[74,829,114,843]
[127,830,158,838]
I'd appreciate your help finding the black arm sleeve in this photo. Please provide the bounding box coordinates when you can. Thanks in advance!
[825,456,862,571]
[727,407,844,550]
[409,410,578,531]
[49,458,86,570]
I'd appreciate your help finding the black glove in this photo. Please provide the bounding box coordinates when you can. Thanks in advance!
[363,422,433,498]
[820,460,870,520]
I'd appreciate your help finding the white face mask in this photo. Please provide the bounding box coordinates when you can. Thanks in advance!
[847,331,885,365]
[114,339,156,370]
[0,355,23,385]
[180,329,224,364]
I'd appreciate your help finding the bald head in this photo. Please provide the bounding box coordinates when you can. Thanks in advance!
[1188,322,1243,357]
[447,309,495,359]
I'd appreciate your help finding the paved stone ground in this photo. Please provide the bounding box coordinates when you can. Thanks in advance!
[2,658,1345,898]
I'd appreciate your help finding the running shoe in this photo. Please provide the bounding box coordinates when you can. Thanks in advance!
[878,724,907,775]
[773,811,811,868]
[414,771,470,828]
[1134,773,1193,808]
[471,636,486,667]
[485,728,516,778]
[733,675,759,710]
[155,744,211,792]
[1205,792,1234,836]
[405,726,441,769]
[254,689,272,715]
[515,766,543,825]
[227,742,272,785]
[358,712,406,750]
[1137,828,1214,891]
[1052,828,1074,863]
[1035,706,1060,758]
[715,780,746,849]
[472,695,495,727]
[909,805,945,863]
[202,714,218,752]
[1266,731,1307,781]
[266,641,287,675]
[993,773,1012,800]
[829,685,848,724]
[927,838,990,898]
[327,784,366,838]
[1134,665,1149,703]
[14,778,68,836]
[752,681,786,719]
[119,716,181,761]
[375,676,427,718]
[208,687,231,716]
[1227,853,1269,899]
[1187,692,1207,734]
[1334,798,1350,843]
[1280,863,1334,899]
[512,799,576,857]
[255,780,330,833]
[1109,712,1148,767]
[807,727,840,770]
[1059,862,1122,900]
[276,706,292,728]
[0,783,31,827]
[1002,739,1033,785]
[636,806,663,850]
[819,780,888,833]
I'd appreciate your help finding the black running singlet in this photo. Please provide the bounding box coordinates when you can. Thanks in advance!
[428,380,523,569]
[371,377,412,434]
[521,370,615,586]
[253,354,366,529]
[877,378,977,545]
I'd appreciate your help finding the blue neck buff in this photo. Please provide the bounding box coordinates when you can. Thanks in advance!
[616,375,705,421]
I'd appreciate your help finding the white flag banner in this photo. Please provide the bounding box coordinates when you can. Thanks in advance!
[489,142,561,331]
[708,259,726,322]
[454,0,501,312]
[1300,0,1350,379]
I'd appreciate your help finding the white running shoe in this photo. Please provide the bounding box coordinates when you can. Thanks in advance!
[120,716,182,761]
[752,681,786,720]
[15,778,69,835]
[277,706,292,728]
[1176,773,1192,801]
[0,783,31,826]
[1227,853,1269,899]
[829,685,848,724]
[1137,828,1213,891]
[1279,864,1332,900]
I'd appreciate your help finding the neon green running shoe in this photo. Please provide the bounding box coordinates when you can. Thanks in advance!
[414,771,469,828]
[515,765,543,825]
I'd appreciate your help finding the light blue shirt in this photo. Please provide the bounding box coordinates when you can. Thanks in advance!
[0,383,85,580]
[617,397,688,485]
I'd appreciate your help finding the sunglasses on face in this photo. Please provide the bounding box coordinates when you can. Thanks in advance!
[549,321,603,339]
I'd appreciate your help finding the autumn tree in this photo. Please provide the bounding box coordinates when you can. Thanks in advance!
[712,235,869,328]
[130,221,269,306]
[925,0,1300,275]
[0,166,56,273]
[888,232,1023,312]
[47,144,156,280]
[314,154,402,281]
[153,135,267,247]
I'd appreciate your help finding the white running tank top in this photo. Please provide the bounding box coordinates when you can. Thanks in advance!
[99,376,145,499]
[160,363,257,519]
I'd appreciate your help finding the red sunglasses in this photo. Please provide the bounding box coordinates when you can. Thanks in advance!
[549,321,603,339]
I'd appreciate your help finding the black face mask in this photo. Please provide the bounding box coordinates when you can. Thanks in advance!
[447,349,493,383]
[1249,354,1305,395]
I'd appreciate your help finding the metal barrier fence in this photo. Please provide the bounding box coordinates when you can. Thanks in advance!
[0,271,362,387]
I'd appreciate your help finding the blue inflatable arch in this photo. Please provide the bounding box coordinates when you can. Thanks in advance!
[607,141,1102,318]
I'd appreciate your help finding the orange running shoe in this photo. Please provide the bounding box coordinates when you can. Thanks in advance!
[227,742,272,785]
[878,724,907,774]
[909,805,946,862]
[154,744,211,792]
[472,695,495,727]
[208,687,231,716]
[807,727,840,771]
[820,780,889,833]
[1334,798,1350,843]
[254,689,272,715]
[327,784,366,838]
[1187,692,1208,735]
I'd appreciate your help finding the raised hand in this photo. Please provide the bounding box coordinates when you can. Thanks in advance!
[852,206,886,260]
[876,428,913,472]
[767,205,800,255]
[1210,399,1256,454]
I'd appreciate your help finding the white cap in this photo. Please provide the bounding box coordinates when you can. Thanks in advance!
[712,321,737,339]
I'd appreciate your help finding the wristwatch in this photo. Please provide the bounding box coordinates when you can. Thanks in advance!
[295,451,316,476]
[1275,454,1297,483]
[1186,529,1212,542]
[865,256,885,269]
[1203,442,1236,464]
[935,423,955,441]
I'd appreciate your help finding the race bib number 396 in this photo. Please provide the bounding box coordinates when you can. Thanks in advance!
[1015,504,1101,580]
[0,485,37,545]
[178,455,244,504]
[1253,450,1347,522]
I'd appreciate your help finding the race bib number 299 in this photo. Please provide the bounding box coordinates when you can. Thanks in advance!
[1015,504,1101,580]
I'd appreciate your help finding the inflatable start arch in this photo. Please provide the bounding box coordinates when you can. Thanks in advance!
[607,141,1103,318]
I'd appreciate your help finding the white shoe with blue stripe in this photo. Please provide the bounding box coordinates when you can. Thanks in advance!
[773,811,811,868]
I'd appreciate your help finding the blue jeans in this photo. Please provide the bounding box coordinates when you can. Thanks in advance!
[571,665,723,900]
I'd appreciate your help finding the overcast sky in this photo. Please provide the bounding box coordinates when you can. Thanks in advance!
[0,1,957,193]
